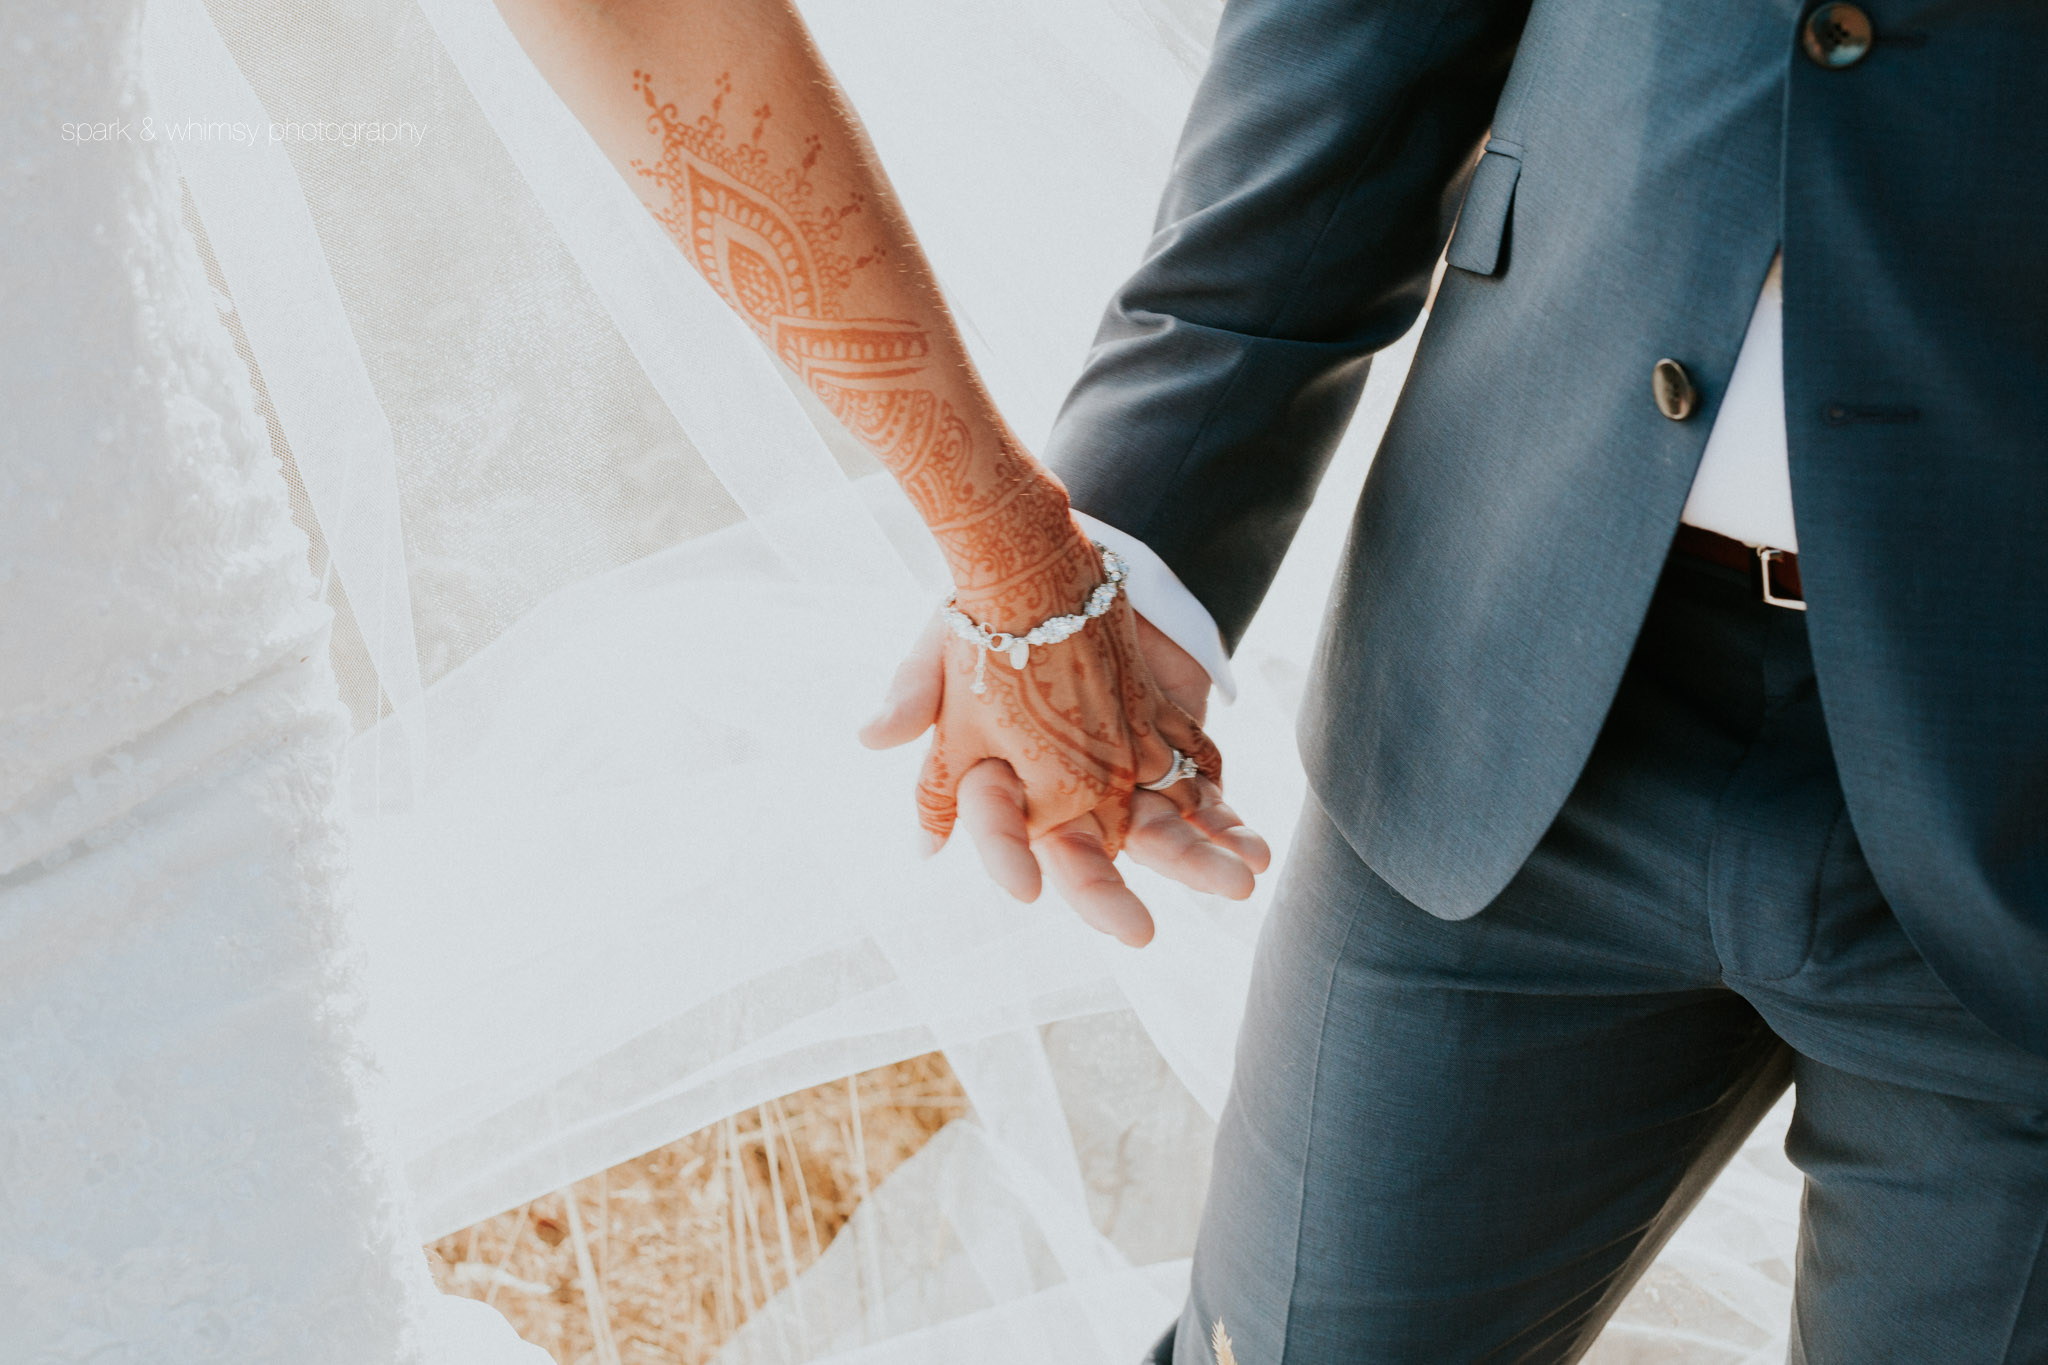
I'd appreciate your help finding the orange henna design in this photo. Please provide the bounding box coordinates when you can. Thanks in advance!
[631,71,1210,855]
[630,72,1082,611]
[964,601,1164,845]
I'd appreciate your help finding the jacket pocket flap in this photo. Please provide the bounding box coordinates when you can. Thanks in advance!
[1445,149,1521,277]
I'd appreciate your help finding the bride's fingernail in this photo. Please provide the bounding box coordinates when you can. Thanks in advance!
[918,831,945,859]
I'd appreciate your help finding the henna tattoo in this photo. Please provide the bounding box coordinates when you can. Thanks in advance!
[630,72,1088,619]
[973,598,1165,842]
[628,68,1196,849]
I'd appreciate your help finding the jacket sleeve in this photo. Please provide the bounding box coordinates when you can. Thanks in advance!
[1042,0,1529,651]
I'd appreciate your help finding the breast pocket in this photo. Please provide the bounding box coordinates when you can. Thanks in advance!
[1445,143,1522,277]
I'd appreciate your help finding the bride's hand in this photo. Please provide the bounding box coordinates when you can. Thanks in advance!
[860,571,1271,946]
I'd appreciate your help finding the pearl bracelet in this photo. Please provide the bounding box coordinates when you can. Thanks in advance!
[941,544,1129,694]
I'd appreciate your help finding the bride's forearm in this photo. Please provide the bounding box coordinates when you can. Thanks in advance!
[497,0,1097,629]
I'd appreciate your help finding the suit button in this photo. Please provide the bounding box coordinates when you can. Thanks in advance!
[1652,359,1698,421]
[1802,3,1873,67]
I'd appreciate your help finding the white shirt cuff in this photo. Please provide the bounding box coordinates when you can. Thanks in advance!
[1073,511,1238,704]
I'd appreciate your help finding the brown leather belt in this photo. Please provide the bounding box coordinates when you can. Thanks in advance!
[1672,524,1805,610]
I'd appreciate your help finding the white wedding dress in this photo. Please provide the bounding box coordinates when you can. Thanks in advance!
[2,0,1804,1360]
[0,1,543,1357]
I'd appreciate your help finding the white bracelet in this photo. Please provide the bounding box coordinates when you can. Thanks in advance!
[941,544,1129,694]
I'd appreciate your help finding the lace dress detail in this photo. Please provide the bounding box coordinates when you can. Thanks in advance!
[0,2,538,1358]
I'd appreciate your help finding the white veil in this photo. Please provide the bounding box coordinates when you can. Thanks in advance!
[137,0,1803,1359]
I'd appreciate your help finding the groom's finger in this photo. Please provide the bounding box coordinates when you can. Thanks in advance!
[1123,789,1256,900]
[859,612,946,749]
[1035,816,1155,947]
[957,759,1041,903]
[1178,780,1273,874]
[1146,705,1264,856]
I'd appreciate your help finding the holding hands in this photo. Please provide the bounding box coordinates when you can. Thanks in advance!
[500,0,1270,939]
[861,528,1270,946]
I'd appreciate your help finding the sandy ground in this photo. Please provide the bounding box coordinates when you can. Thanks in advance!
[427,1054,966,1364]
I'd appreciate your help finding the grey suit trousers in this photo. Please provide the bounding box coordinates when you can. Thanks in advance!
[1154,554,2048,1364]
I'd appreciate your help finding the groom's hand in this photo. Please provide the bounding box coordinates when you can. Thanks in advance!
[860,610,1271,945]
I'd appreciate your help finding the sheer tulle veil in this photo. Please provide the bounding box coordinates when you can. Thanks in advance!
[135,0,1801,1358]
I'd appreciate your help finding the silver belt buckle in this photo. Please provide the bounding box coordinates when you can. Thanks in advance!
[1755,545,1806,611]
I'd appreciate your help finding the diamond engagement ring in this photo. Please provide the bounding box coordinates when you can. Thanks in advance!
[1139,748,1201,791]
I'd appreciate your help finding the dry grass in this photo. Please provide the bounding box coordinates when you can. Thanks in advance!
[427,1053,968,1364]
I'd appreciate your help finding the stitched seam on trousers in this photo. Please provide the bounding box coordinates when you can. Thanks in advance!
[1699,641,1778,981]
[1700,752,1749,981]
[1787,1210,1814,1365]
[1275,892,1369,1364]
[1799,800,1853,971]
[1994,1192,2048,1361]
[1721,790,1841,987]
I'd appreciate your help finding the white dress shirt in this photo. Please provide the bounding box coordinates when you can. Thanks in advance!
[1084,254,1797,701]
[1680,255,1796,552]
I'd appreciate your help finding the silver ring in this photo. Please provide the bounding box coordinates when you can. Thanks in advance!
[1139,748,1201,791]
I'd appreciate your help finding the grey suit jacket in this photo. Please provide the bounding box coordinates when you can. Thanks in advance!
[1044,0,2048,1052]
